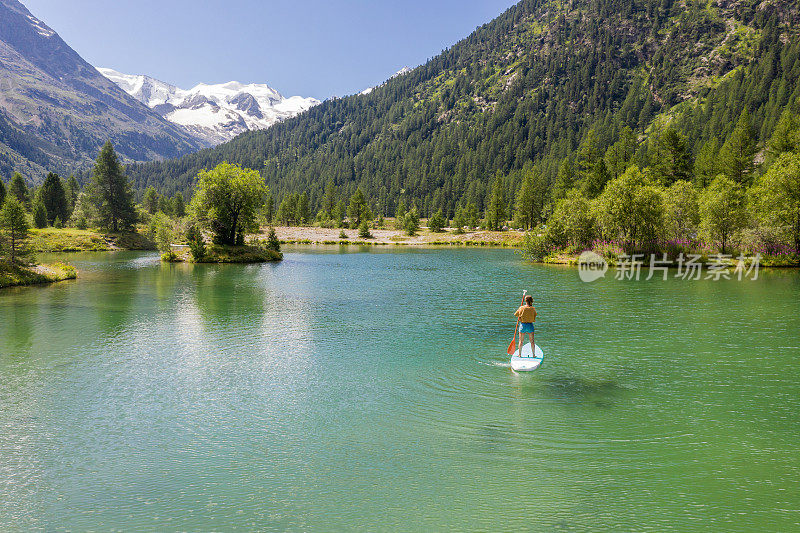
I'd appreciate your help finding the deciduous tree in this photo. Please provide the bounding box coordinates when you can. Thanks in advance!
[189,162,267,245]
[750,152,800,252]
[700,176,747,254]
[546,189,595,250]
[594,166,664,249]
[664,180,700,243]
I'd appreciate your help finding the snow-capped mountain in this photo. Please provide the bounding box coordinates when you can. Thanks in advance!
[360,67,412,95]
[0,0,204,179]
[98,68,320,145]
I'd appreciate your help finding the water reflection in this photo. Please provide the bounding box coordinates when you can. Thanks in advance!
[0,249,798,531]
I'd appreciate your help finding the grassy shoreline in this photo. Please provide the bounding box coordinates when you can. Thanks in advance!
[16,227,799,269]
[0,262,77,289]
[29,228,156,253]
[165,244,282,263]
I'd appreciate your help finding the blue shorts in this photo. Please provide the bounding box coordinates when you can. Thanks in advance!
[519,322,535,334]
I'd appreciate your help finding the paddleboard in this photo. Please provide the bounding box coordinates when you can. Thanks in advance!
[509,343,543,372]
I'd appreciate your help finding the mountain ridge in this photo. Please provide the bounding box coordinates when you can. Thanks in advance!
[0,0,207,183]
[97,68,320,145]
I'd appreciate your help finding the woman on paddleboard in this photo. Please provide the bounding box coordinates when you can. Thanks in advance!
[514,293,537,357]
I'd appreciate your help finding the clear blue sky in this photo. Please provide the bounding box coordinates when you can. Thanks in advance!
[21,0,517,99]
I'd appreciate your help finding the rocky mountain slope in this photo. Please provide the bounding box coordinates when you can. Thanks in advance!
[0,0,206,183]
[98,68,320,145]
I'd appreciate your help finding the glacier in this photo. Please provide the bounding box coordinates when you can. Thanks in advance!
[97,68,320,145]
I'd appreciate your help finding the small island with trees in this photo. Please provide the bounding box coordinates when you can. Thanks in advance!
[0,142,284,289]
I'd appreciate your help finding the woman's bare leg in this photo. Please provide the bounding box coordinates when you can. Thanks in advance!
[517,330,523,357]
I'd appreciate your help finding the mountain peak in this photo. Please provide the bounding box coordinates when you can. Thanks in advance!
[0,0,205,180]
[99,68,320,144]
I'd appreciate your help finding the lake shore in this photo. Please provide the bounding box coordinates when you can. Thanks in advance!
[0,261,77,289]
[262,225,524,247]
[29,228,156,253]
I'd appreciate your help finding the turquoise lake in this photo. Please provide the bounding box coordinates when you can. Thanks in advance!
[1,246,799,531]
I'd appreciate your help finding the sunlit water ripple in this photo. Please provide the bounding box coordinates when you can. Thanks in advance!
[1,247,799,531]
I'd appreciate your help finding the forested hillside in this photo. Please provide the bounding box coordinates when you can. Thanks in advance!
[129,0,800,220]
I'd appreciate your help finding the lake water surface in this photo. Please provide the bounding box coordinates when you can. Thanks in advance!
[1,247,799,531]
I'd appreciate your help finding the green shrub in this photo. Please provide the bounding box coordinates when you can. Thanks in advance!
[428,210,446,232]
[266,227,281,252]
[358,219,372,238]
[405,208,420,236]
[521,232,555,261]
[185,224,206,261]
[33,199,48,228]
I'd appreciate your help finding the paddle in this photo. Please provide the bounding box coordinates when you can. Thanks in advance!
[507,290,527,355]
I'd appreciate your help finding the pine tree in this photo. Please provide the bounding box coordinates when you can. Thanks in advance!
[0,196,31,263]
[266,226,281,252]
[581,159,611,199]
[296,192,310,224]
[428,209,446,232]
[394,200,406,229]
[766,109,799,164]
[40,172,69,225]
[514,165,546,230]
[322,179,336,218]
[358,219,373,238]
[32,196,48,228]
[404,207,420,236]
[605,126,638,179]
[158,195,172,216]
[334,200,346,228]
[88,142,137,232]
[552,158,575,200]
[9,172,30,208]
[486,172,506,231]
[718,110,756,185]
[464,202,480,228]
[143,186,159,215]
[347,188,369,229]
[575,129,600,183]
[651,127,693,185]
[65,175,80,212]
[694,138,720,188]
[276,195,295,225]
[172,193,186,218]
[264,192,275,223]
[0,177,5,206]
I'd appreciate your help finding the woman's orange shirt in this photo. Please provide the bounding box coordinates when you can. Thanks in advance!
[515,305,537,323]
